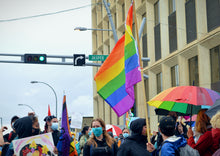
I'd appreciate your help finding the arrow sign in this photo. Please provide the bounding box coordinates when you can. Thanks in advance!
[73,54,85,66]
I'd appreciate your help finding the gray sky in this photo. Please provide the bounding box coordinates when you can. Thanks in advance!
[0,0,94,133]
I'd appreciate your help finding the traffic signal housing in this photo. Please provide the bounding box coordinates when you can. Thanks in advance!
[24,54,47,64]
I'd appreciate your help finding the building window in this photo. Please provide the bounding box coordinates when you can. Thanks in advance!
[142,13,148,67]
[156,72,163,93]
[171,65,179,87]
[154,1,160,26]
[189,56,199,86]
[185,0,197,43]
[132,23,136,39]
[206,0,220,32]
[169,0,176,15]
[122,3,125,22]
[210,45,220,83]
[145,79,150,117]
[108,44,110,54]
[114,12,117,29]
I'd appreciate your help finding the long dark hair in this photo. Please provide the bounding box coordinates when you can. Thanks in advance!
[82,126,89,135]
[87,118,114,148]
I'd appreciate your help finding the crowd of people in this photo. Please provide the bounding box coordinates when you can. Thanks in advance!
[0,109,219,156]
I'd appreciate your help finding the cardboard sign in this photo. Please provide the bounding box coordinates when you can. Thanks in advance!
[70,112,83,129]
[12,133,56,156]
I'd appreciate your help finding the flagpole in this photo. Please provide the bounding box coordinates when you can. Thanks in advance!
[133,0,151,143]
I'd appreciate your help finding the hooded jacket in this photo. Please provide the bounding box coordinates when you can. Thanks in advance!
[13,116,33,138]
[117,118,151,156]
[6,116,33,156]
[155,135,187,156]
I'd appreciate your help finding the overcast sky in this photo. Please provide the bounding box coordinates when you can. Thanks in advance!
[0,0,95,133]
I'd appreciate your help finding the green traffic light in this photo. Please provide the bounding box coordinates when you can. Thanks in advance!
[39,56,45,62]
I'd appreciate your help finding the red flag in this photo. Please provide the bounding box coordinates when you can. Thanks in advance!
[48,105,51,116]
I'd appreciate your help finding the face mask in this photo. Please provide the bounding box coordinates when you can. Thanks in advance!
[92,127,103,137]
[32,128,40,135]
[123,133,129,138]
[88,130,92,136]
[51,122,59,131]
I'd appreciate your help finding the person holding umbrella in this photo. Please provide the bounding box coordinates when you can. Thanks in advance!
[187,109,215,156]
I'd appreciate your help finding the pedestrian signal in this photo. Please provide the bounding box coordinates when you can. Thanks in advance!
[24,54,47,64]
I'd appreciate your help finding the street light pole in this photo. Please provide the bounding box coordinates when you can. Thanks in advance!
[18,104,35,112]
[30,81,58,118]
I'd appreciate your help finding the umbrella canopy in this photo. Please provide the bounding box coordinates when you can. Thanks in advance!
[206,99,220,118]
[106,124,122,137]
[148,86,220,115]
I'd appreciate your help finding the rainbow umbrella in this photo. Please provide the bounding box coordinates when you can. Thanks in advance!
[148,86,220,115]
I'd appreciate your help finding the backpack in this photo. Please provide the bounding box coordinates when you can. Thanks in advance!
[176,144,200,156]
[89,143,114,156]
[159,142,200,156]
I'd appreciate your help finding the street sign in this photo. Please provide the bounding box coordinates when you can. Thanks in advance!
[73,54,85,66]
[89,55,108,61]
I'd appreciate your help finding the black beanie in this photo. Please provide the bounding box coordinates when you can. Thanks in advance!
[130,118,146,135]
[159,116,175,136]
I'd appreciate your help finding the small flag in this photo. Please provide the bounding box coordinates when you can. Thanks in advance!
[48,105,51,116]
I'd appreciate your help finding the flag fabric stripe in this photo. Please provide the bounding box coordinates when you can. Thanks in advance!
[96,57,124,91]
[124,36,135,60]
[94,2,141,117]
[105,84,128,107]
[125,54,139,74]
[112,95,134,116]
[94,35,125,79]
[98,70,125,99]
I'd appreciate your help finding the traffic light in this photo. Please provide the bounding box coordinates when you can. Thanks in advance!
[24,54,47,64]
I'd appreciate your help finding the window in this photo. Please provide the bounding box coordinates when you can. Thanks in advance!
[142,13,148,67]
[145,79,150,117]
[108,44,110,54]
[122,3,125,22]
[154,1,160,26]
[114,12,117,29]
[132,23,136,38]
[171,65,179,87]
[189,56,199,86]
[156,72,163,93]
[169,0,176,14]
[210,45,220,83]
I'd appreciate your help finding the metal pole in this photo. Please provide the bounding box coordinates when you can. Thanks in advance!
[31,81,58,118]
[103,0,118,43]
[18,104,35,112]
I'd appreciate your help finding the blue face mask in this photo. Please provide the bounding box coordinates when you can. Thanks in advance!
[123,133,129,138]
[88,130,92,136]
[51,122,59,131]
[92,127,103,137]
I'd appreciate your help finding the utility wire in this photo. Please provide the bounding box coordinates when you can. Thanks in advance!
[0,2,101,23]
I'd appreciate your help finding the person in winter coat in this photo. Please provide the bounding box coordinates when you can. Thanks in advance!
[6,115,40,155]
[210,111,220,155]
[79,126,91,149]
[117,118,151,156]
[147,116,188,156]
[117,128,130,147]
[187,109,215,156]
[83,118,118,156]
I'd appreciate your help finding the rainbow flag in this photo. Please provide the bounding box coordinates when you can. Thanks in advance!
[94,3,141,117]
